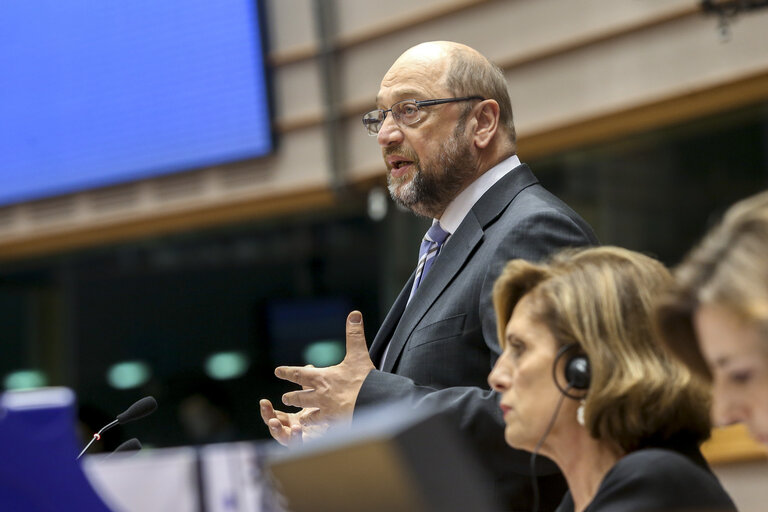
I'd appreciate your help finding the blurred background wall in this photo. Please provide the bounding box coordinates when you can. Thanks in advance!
[1,0,767,508]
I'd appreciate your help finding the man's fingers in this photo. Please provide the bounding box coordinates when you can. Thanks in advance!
[266,418,292,446]
[275,365,317,387]
[301,365,315,390]
[289,425,303,446]
[261,398,293,425]
[300,407,322,427]
[266,418,284,432]
[259,399,277,424]
[282,388,316,409]
[345,310,368,354]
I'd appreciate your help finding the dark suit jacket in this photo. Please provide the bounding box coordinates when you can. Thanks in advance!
[356,163,598,511]
[555,448,737,512]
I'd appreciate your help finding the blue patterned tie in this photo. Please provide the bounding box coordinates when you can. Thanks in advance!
[379,221,451,367]
[408,222,450,303]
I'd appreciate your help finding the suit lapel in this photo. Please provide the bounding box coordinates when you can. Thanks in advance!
[368,273,415,365]
[471,163,538,226]
[375,163,540,372]
[380,214,484,371]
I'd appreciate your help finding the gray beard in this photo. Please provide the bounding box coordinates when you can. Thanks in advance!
[387,124,476,218]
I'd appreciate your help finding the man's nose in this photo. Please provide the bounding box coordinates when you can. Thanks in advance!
[377,115,403,146]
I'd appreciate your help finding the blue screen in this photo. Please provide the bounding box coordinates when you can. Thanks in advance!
[0,0,273,206]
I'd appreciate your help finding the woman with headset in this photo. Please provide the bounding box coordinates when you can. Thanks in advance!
[488,246,735,512]
[656,191,768,446]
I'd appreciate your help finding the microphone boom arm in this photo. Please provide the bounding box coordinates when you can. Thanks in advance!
[77,418,118,460]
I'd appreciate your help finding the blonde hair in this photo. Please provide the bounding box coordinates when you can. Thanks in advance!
[493,246,711,452]
[656,190,768,379]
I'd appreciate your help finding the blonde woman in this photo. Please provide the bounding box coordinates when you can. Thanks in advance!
[657,190,768,444]
[488,247,735,512]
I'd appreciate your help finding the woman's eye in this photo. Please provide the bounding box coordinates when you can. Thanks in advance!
[729,370,753,384]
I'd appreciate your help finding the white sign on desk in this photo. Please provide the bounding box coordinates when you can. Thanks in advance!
[84,442,271,512]
[84,447,199,512]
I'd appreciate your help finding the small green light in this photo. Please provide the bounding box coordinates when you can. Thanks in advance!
[303,340,345,367]
[205,351,249,380]
[107,361,151,390]
[3,369,48,390]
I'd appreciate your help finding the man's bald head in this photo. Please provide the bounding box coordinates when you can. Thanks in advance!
[386,41,516,147]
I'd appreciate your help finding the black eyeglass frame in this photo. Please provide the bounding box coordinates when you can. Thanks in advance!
[362,96,485,135]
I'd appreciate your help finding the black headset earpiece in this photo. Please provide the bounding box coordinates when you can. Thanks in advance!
[565,354,590,390]
[553,343,591,399]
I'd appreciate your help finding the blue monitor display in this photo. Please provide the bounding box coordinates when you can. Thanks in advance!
[0,1,273,207]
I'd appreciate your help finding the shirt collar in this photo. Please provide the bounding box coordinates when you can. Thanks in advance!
[436,154,521,234]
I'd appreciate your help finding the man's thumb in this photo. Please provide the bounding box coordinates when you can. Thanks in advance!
[346,310,366,352]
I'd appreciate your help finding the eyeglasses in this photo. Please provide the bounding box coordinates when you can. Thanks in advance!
[362,96,484,136]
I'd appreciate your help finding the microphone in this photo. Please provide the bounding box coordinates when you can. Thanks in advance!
[107,438,142,458]
[77,396,157,459]
[116,396,158,425]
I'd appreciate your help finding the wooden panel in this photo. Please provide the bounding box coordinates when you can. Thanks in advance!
[518,69,768,160]
[703,424,768,465]
[0,186,337,262]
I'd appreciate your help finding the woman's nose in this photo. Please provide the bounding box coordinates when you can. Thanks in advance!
[711,386,748,427]
[488,361,510,392]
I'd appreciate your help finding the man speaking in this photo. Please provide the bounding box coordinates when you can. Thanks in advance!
[260,41,597,510]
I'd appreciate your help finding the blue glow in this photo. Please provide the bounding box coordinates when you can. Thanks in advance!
[205,351,250,380]
[4,369,48,390]
[0,0,273,206]
[303,340,345,367]
[107,361,151,390]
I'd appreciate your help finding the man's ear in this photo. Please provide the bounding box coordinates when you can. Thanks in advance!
[472,99,500,149]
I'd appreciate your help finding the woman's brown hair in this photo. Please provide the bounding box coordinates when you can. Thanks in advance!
[494,246,711,452]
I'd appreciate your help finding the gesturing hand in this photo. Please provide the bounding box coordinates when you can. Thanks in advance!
[259,399,326,446]
[276,310,375,428]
